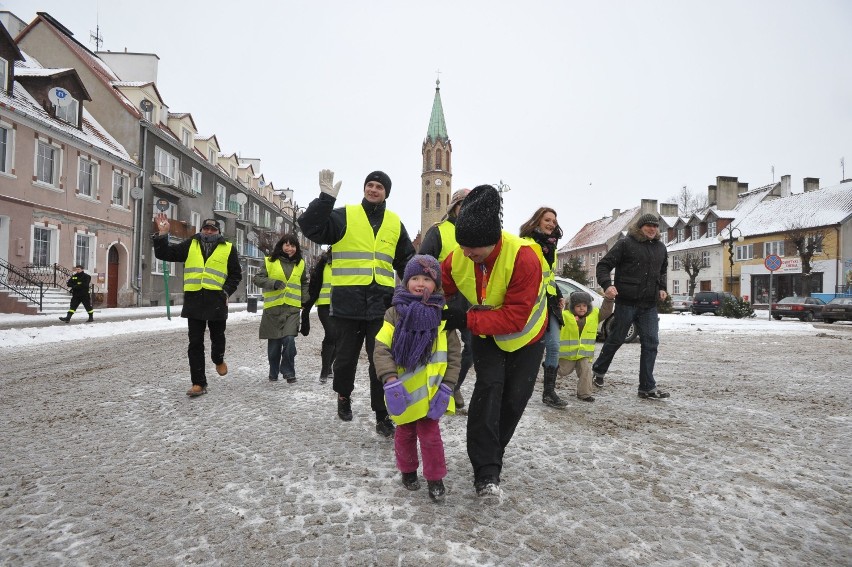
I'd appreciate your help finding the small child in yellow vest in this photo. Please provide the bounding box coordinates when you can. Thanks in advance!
[558,291,614,402]
[374,255,461,502]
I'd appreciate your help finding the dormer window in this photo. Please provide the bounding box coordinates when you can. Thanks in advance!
[0,56,7,93]
[706,220,717,238]
[208,148,216,164]
[55,96,80,127]
[181,128,192,148]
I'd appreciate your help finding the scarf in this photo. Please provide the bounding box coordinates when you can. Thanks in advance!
[390,285,446,371]
[530,228,559,268]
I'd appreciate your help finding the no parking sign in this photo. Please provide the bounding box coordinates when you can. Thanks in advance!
[765,254,781,321]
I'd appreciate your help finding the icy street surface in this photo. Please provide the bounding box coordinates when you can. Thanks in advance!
[0,310,850,566]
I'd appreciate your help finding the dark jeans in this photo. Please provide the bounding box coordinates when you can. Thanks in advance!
[331,316,387,421]
[187,318,226,387]
[592,304,660,393]
[317,305,337,375]
[466,335,545,484]
[267,336,296,379]
[455,328,473,389]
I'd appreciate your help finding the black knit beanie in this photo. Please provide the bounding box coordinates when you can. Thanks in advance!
[454,184,502,248]
[364,171,392,198]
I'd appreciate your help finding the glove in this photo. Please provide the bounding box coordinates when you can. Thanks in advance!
[319,169,342,198]
[300,310,310,336]
[441,307,467,331]
[383,380,412,416]
[427,383,453,420]
[273,280,285,290]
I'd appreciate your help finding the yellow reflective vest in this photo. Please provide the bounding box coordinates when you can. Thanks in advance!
[316,262,332,306]
[437,220,458,262]
[331,205,401,288]
[376,318,455,425]
[450,231,548,352]
[522,236,557,297]
[262,257,305,309]
[184,240,232,291]
[559,308,599,360]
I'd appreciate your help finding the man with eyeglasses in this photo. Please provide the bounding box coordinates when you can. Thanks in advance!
[153,213,242,397]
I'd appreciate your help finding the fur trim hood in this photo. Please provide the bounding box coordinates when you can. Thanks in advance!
[627,223,661,242]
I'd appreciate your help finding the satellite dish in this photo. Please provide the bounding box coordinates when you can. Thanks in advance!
[140,99,153,112]
[234,193,247,205]
[259,179,265,188]
[48,87,73,108]
[275,216,284,224]
[247,231,258,243]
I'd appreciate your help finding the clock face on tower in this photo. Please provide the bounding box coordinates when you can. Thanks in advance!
[434,178,443,186]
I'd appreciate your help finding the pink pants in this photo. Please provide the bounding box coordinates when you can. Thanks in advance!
[394,418,447,481]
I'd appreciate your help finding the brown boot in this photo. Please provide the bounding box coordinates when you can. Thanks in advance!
[186,384,207,397]
[215,362,228,376]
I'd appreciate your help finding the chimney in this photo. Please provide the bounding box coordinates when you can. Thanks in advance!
[716,176,739,210]
[640,198,658,215]
[660,202,679,217]
[611,209,620,221]
[738,182,749,194]
[780,174,791,198]
[708,185,717,206]
[803,177,820,192]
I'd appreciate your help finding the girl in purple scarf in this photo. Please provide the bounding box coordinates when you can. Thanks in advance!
[374,255,462,503]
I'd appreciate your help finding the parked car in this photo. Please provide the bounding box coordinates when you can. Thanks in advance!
[554,277,638,343]
[691,291,737,315]
[821,297,852,323]
[670,294,693,312]
[771,296,826,322]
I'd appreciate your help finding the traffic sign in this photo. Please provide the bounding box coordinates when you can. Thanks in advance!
[765,254,782,272]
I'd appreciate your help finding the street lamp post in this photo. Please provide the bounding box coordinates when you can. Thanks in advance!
[495,180,511,227]
[717,225,743,294]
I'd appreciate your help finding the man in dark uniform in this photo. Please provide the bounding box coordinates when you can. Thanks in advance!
[59,265,94,323]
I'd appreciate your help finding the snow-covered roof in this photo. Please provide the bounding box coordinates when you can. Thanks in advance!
[559,206,639,252]
[13,66,74,77]
[734,182,852,236]
[667,234,719,253]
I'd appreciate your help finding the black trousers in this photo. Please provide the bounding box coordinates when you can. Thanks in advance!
[68,293,93,316]
[187,318,226,387]
[331,316,387,421]
[466,335,545,484]
[317,305,337,374]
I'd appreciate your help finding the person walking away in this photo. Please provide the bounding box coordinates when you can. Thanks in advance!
[558,291,613,402]
[153,215,242,397]
[301,248,336,383]
[592,213,670,399]
[440,185,547,499]
[59,265,94,323]
[374,255,461,502]
[519,207,567,409]
[298,169,415,438]
[418,188,472,409]
[254,234,309,383]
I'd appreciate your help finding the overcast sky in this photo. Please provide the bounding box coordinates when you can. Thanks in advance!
[5,0,851,241]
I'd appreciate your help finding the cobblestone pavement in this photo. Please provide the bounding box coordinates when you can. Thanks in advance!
[1,315,850,566]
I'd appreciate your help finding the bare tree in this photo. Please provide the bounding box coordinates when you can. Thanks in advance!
[674,252,704,296]
[255,228,286,257]
[668,185,708,216]
[786,223,826,297]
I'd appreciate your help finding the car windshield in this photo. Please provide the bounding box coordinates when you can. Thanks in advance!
[828,297,851,305]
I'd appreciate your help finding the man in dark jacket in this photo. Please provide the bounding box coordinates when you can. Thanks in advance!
[592,213,670,399]
[298,169,415,437]
[153,214,242,397]
[59,265,94,323]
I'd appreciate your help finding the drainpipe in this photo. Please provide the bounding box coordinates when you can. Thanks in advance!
[132,125,148,305]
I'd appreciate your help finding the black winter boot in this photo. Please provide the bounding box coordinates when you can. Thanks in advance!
[542,365,568,409]
[87,313,94,322]
[58,311,73,323]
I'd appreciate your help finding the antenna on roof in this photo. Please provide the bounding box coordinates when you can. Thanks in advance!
[89,10,103,51]
[771,165,775,183]
[842,157,845,180]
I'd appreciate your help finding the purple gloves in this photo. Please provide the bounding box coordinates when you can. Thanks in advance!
[427,383,454,420]
[383,380,412,416]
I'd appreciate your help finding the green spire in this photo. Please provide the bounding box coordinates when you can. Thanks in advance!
[426,79,448,143]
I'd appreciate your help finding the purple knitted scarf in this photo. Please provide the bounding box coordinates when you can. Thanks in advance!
[390,285,446,371]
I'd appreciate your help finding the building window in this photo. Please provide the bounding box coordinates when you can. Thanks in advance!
[425,150,431,170]
[677,228,685,243]
[805,236,823,253]
[55,97,79,127]
[435,150,442,170]
[0,56,7,93]
[75,233,95,270]
[191,168,202,194]
[706,221,717,238]
[735,244,753,261]
[672,255,681,270]
[263,210,271,228]
[36,140,61,186]
[112,171,128,206]
[208,148,217,164]
[235,228,245,255]
[32,226,57,266]
[190,211,201,232]
[78,157,98,197]
[672,280,680,294]
[230,165,236,179]
[764,240,785,257]
[702,251,710,268]
[154,147,177,183]
[0,124,11,173]
[215,183,226,210]
[251,203,260,225]
[246,265,259,296]
[181,128,193,147]
[151,247,175,275]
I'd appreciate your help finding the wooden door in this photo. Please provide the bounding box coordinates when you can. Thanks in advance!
[107,246,119,307]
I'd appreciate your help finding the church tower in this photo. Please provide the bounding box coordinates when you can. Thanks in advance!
[420,79,452,239]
